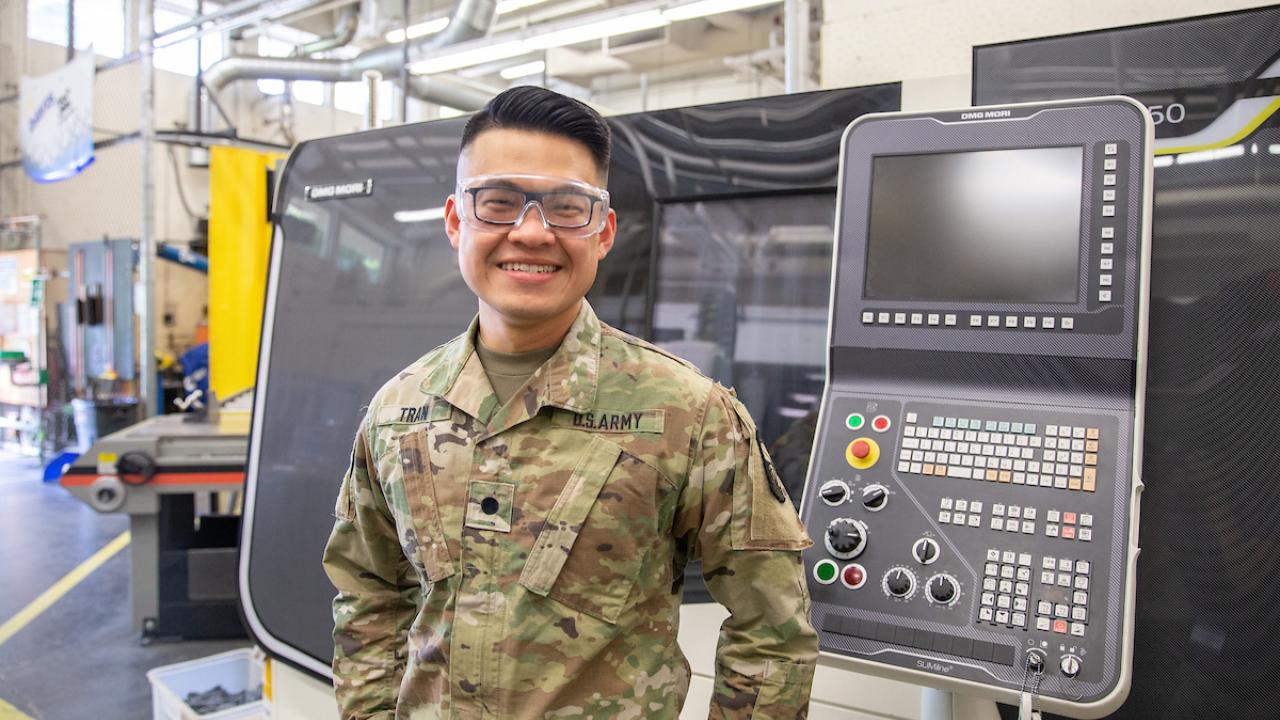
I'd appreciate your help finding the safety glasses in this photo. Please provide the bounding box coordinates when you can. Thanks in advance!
[456,174,610,238]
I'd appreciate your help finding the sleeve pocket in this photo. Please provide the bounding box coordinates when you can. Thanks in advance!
[727,395,812,552]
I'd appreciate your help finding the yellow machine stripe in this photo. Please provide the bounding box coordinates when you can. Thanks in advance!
[0,698,34,720]
[1156,97,1280,156]
[0,531,131,647]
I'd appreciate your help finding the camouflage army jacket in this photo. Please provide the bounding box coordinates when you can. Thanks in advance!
[323,300,818,720]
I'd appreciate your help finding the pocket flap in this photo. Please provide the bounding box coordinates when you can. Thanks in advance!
[399,429,458,582]
[519,436,623,597]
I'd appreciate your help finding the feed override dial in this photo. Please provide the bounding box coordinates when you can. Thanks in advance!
[825,518,868,560]
[925,574,960,606]
[882,566,917,600]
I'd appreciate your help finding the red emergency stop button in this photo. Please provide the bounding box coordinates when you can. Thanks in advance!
[872,415,892,432]
[845,437,880,470]
[841,563,867,589]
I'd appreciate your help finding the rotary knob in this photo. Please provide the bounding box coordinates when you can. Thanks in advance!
[861,483,888,511]
[825,518,868,560]
[819,480,850,506]
[925,574,959,606]
[1060,655,1082,678]
[911,537,940,565]
[883,566,916,599]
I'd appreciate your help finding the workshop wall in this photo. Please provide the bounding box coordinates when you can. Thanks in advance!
[821,0,1277,110]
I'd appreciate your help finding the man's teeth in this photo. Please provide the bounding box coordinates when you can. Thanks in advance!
[500,262,558,273]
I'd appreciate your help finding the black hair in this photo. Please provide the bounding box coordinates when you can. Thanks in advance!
[461,86,611,177]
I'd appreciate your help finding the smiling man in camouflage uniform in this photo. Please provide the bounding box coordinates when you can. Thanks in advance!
[322,86,818,720]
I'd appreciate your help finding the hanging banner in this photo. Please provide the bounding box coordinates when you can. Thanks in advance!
[19,50,95,183]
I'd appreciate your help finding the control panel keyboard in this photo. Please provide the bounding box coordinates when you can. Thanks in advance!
[803,391,1132,701]
[898,415,1101,493]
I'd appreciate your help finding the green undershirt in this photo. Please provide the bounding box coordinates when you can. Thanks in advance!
[474,336,560,407]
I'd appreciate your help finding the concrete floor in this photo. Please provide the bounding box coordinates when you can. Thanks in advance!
[0,455,248,719]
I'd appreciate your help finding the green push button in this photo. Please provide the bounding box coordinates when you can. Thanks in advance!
[813,559,838,585]
[846,413,865,431]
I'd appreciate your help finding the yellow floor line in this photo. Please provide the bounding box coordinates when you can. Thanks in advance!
[0,698,33,719]
[0,530,131,648]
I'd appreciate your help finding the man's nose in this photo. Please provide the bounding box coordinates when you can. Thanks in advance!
[507,202,556,244]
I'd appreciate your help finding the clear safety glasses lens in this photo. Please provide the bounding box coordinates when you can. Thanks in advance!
[458,176,609,238]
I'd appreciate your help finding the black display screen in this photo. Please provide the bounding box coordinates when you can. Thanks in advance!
[864,147,1083,303]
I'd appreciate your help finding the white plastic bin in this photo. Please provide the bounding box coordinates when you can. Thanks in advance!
[147,648,267,720]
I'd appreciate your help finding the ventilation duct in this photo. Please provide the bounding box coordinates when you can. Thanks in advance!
[296,4,360,56]
[202,0,500,111]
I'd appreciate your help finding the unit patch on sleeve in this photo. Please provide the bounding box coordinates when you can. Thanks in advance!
[551,408,665,434]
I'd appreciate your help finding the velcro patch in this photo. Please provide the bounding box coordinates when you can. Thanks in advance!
[465,480,515,533]
[376,402,452,426]
[551,409,665,434]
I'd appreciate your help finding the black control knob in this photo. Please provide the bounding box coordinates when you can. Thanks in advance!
[883,566,916,599]
[819,480,849,506]
[824,518,867,560]
[861,483,888,511]
[911,537,939,565]
[926,574,959,606]
[1060,655,1082,678]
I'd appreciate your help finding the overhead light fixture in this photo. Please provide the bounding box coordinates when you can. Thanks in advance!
[410,39,531,75]
[394,207,446,223]
[500,60,546,79]
[495,0,557,14]
[528,9,668,49]
[1175,145,1244,165]
[661,0,779,21]
[410,0,780,76]
[385,17,450,44]
[411,10,668,74]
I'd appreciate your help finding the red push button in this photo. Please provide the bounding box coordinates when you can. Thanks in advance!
[872,415,892,432]
[1053,619,1068,634]
[841,563,867,589]
[846,437,880,469]
[1063,512,1078,525]
[1062,526,1077,540]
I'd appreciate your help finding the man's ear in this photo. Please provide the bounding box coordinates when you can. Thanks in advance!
[596,208,617,260]
[444,194,461,249]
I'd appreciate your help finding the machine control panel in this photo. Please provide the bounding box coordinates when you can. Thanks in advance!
[803,98,1151,718]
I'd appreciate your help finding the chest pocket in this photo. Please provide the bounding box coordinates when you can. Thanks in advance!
[519,435,671,624]
[397,429,458,583]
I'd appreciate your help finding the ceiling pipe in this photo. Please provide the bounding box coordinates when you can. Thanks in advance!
[783,0,809,93]
[296,3,360,56]
[202,0,501,110]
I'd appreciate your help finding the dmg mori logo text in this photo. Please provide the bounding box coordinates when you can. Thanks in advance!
[960,110,1013,120]
[917,660,954,674]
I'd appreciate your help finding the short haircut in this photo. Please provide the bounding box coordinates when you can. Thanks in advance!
[460,86,611,178]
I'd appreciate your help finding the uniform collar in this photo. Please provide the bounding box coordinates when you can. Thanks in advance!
[421,300,602,432]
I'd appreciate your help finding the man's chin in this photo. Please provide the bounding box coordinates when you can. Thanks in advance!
[485,298,576,326]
